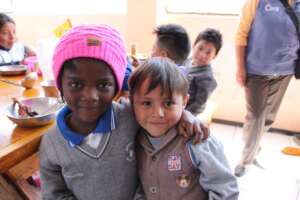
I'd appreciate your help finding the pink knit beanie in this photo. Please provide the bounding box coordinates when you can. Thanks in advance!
[52,24,127,92]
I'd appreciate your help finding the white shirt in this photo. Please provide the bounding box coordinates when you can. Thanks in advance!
[0,42,25,65]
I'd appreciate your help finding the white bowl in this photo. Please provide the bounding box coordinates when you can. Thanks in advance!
[0,65,27,76]
[5,97,64,127]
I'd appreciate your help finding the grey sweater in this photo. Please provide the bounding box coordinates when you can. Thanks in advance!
[39,102,140,200]
[186,65,217,115]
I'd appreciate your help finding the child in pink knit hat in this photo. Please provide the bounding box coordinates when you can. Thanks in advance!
[39,24,205,200]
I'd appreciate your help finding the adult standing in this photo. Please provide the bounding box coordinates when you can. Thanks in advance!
[235,0,299,177]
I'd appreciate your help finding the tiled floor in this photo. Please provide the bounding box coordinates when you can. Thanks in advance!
[210,122,300,200]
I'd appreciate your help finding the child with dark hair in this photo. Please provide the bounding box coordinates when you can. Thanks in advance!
[186,28,223,115]
[0,13,35,66]
[129,57,238,200]
[39,24,205,200]
[151,23,191,72]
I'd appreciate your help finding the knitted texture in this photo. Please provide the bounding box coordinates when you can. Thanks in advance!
[52,24,127,91]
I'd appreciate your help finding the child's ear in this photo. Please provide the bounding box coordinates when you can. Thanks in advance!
[183,94,189,107]
[160,50,169,58]
[212,53,217,59]
[129,95,134,105]
[212,49,218,59]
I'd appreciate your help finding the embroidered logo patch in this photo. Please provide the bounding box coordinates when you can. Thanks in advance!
[264,3,279,12]
[126,142,135,162]
[167,155,181,171]
[176,174,191,188]
[86,37,101,46]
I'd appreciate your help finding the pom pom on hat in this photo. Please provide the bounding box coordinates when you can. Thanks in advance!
[52,24,127,92]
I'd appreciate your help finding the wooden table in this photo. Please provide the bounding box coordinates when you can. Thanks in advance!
[0,74,52,199]
[0,75,53,173]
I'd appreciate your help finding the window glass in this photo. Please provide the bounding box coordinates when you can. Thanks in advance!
[13,0,126,15]
[0,0,13,13]
[165,0,246,16]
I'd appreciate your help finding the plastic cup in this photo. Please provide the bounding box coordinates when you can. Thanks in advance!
[36,38,59,81]
[40,80,60,98]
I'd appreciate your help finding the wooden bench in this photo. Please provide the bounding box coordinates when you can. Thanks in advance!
[0,175,23,200]
[197,101,218,126]
[4,153,41,200]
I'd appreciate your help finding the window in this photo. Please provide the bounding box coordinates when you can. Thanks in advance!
[165,0,246,16]
[0,0,13,13]
[12,0,126,15]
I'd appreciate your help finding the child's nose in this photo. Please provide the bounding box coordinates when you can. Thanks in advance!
[199,51,207,59]
[9,32,16,41]
[81,87,99,101]
[153,106,164,118]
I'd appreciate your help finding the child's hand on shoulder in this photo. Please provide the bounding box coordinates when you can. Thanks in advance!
[177,110,209,144]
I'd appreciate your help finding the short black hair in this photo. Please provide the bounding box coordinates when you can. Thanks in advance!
[153,24,191,65]
[0,13,15,30]
[129,57,189,98]
[194,28,223,55]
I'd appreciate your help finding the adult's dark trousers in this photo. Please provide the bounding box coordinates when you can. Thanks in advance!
[239,74,292,165]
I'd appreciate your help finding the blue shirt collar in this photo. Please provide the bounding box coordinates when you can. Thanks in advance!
[57,104,116,147]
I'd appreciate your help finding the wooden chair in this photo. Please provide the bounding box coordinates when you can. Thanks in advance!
[4,153,41,200]
[0,175,23,200]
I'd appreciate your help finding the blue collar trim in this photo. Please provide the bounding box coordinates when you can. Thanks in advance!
[57,105,116,146]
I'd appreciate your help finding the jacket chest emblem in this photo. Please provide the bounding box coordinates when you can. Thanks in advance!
[167,155,181,171]
[264,3,280,12]
[176,174,191,188]
[126,142,135,162]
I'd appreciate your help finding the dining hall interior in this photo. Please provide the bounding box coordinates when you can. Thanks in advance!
[0,0,299,199]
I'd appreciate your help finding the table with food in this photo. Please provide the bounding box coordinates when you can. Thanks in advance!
[0,65,62,199]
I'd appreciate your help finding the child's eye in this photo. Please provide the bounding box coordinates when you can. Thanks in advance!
[141,101,151,107]
[206,50,213,55]
[97,82,113,90]
[198,46,204,51]
[164,100,174,107]
[69,82,82,89]
[0,31,8,36]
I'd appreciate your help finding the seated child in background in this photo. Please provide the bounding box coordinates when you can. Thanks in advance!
[39,24,205,200]
[0,13,35,66]
[151,23,191,73]
[186,28,222,116]
[129,57,238,200]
